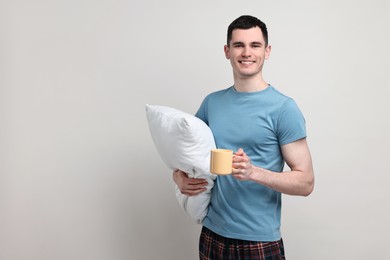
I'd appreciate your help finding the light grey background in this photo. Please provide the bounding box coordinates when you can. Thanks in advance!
[1,0,389,259]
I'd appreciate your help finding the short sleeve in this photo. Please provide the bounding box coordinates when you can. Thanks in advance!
[195,96,209,124]
[277,99,307,146]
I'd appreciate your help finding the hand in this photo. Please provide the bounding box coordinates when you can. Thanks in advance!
[232,148,254,181]
[172,169,208,196]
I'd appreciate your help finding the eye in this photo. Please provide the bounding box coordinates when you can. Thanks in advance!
[251,42,263,48]
[232,42,244,48]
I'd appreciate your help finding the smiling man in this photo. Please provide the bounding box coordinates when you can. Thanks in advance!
[173,15,314,259]
[225,26,270,88]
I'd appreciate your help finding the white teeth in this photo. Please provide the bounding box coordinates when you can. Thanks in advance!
[241,61,253,65]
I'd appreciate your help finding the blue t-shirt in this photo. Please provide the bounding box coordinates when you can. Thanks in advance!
[196,85,306,242]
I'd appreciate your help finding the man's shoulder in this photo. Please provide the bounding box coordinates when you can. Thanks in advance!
[202,86,232,101]
[267,86,292,100]
[208,86,232,96]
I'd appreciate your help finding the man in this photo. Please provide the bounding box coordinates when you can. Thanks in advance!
[173,15,314,259]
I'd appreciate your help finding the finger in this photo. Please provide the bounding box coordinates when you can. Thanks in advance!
[182,188,207,196]
[233,161,248,170]
[233,154,249,163]
[187,179,208,185]
[185,181,208,190]
[235,148,244,156]
[231,170,240,177]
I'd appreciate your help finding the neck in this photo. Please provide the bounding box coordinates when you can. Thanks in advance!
[233,76,268,92]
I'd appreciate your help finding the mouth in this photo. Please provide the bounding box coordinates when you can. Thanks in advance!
[239,61,255,65]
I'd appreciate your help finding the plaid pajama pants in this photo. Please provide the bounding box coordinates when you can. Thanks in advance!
[199,226,286,260]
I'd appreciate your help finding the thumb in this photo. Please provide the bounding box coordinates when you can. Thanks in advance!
[235,148,244,156]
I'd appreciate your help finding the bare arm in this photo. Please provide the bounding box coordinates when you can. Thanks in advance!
[232,138,314,196]
[172,169,208,196]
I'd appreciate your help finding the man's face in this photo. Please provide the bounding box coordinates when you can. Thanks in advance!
[224,27,271,80]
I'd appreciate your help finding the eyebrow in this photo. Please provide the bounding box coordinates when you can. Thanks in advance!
[251,41,263,46]
[231,41,244,46]
[231,41,263,46]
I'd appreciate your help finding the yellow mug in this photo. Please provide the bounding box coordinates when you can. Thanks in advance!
[210,149,234,175]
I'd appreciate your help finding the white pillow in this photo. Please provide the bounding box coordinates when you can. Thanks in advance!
[145,104,216,224]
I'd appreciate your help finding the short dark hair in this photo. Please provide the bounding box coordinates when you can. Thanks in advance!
[227,15,268,46]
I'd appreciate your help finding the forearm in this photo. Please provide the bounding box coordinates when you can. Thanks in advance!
[232,139,314,196]
[248,166,314,196]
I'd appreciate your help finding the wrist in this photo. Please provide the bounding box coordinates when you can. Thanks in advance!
[248,165,259,181]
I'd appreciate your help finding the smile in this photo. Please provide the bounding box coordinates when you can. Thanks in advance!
[239,61,255,65]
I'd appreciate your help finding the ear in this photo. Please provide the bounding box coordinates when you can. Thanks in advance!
[265,45,271,60]
[224,45,230,59]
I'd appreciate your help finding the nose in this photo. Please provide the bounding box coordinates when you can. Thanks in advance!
[241,47,251,57]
